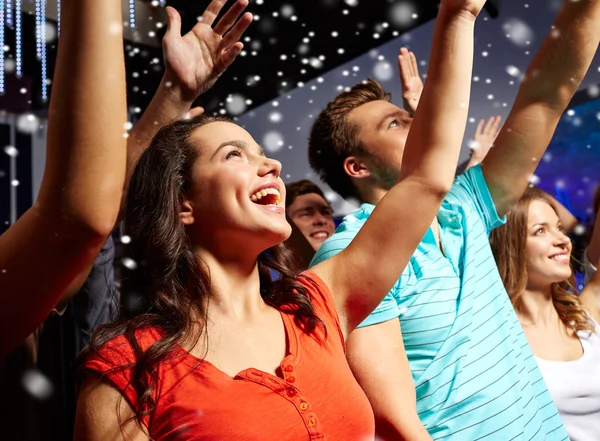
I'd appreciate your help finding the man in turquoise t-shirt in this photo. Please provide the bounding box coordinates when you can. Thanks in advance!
[308,1,600,439]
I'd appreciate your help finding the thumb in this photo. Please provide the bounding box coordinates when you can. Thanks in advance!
[186,107,205,119]
[165,6,182,40]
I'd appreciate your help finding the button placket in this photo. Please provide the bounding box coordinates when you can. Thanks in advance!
[282,363,298,384]
[286,387,297,398]
[238,368,322,437]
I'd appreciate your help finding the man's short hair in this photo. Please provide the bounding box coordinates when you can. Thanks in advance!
[285,179,328,209]
[308,79,391,201]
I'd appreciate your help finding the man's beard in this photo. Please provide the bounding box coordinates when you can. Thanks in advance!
[370,155,400,190]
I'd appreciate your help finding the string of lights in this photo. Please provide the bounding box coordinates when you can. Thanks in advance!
[6,0,12,27]
[14,0,21,77]
[0,0,4,94]
[41,0,47,100]
[3,0,139,99]
[129,0,135,29]
[35,0,41,59]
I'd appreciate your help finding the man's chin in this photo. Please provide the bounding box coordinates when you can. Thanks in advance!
[309,238,327,252]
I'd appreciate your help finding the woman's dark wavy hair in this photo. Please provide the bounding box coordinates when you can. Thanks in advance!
[78,115,324,429]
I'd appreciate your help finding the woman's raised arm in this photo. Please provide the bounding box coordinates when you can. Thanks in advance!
[0,0,127,356]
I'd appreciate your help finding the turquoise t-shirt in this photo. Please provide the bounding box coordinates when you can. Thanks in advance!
[310,166,567,440]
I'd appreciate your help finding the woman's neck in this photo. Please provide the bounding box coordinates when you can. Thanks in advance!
[518,285,559,328]
[197,249,268,321]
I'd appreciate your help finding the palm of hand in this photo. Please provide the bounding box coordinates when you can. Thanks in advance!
[403,76,424,103]
[471,133,495,163]
[163,25,223,99]
[470,138,492,163]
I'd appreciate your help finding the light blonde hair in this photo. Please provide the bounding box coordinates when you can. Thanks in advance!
[490,186,594,332]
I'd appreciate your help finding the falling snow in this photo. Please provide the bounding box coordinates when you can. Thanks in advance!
[226,94,247,116]
[389,2,416,28]
[373,60,393,82]
[263,131,285,153]
[505,65,521,78]
[4,145,18,157]
[22,370,53,400]
[503,18,534,48]
[122,257,137,270]
[16,114,40,134]
[269,111,282,123]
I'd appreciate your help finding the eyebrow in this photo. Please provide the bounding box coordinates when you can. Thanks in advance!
[530,220,562,229]
[530,222,548,228]
[211,140,266,159]
[291,203,333,216]
[378,110,409,130]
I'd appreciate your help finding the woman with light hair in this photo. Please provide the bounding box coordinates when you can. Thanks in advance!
[490,186,600,441]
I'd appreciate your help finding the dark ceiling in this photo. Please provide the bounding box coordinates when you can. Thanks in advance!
[1,0,500,117]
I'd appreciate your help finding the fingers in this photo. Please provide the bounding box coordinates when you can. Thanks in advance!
[475,119,485,136]
[200,0,228,27]
[398,47,411,86]
[165,6,182,39]
[490,115,503,135]
[482,116,502,136]
[213,0,249,36]
[483,116,495,134]
[216,42,244,75]
[409,50,419,77]
[220,12,253,52]
[398,47,422,88]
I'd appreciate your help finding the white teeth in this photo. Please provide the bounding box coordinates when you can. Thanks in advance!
[550,254,569,262]
[312,232,328,239]
[250,187,281,204]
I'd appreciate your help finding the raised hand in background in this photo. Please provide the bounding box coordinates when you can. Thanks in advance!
[163,0,252,101]
[467,115,502,169]
[398,47,423,116]
[126,0,252,192]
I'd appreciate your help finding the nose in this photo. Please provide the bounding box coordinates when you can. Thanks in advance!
[313,211,331,227]
[258,156,282,178]
[553,230,571,248]
[313,215,327,227]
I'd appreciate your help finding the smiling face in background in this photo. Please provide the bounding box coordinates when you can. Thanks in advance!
[525,199,573,290]
[287,192,335,251]
[183,121,292,256]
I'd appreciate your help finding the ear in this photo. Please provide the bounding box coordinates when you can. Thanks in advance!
[343,156,371,180]
[179,199,195,226]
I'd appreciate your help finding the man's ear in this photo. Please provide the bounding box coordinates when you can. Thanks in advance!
[179,199,195,225]
[343,156,371,180]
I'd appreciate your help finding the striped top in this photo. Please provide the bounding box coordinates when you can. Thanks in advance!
[310,165,568,440]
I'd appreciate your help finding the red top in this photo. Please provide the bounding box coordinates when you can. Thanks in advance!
[81,272,375,440]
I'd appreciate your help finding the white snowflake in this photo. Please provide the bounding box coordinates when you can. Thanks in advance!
[503,18,534,48]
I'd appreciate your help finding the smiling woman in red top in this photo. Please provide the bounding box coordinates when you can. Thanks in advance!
[74,0,487,439]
